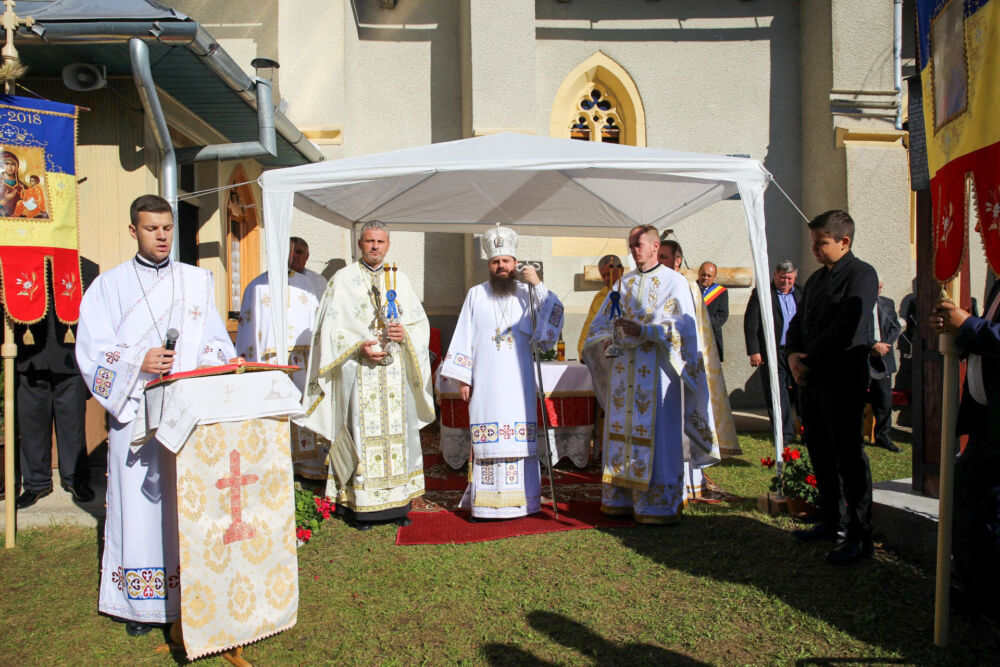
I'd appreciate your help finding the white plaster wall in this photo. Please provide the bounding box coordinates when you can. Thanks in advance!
[844,143,914,309]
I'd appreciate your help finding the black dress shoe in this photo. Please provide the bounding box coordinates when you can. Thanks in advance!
[876,441,902,453]
[396,516,413,527]
[61,480,95,502]
[826,539,874,564]
[15,487,52,510]
[791,524,846,543]
[125,621,154,637]
[354,521,373,532]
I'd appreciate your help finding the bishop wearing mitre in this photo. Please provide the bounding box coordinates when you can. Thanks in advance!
[440,225,564,520]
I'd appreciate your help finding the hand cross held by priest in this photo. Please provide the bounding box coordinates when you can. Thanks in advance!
[300,221,434,531]
[75,194,236,637]
[439,225,565,520]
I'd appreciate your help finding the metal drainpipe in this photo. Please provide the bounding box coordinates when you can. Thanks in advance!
[893,0,903,130]
[129,37,179,260]
[174,76,276,163]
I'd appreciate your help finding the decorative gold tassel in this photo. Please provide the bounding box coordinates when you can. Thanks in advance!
[23,327,34,345]
[64,328,75,344]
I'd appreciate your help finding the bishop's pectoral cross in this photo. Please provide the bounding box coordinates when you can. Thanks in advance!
[492,326,514,350]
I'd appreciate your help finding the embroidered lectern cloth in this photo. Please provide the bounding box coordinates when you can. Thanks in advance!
[141,368,303,660]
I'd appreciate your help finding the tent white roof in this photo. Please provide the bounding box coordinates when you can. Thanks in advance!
[259,132,784,453]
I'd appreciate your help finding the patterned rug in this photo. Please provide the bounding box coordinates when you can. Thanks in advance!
[416,423,605,513]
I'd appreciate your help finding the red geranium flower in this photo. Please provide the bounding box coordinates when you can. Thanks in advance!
[790,449,802,461]
[805,474,817,488]
[296,526,312,543]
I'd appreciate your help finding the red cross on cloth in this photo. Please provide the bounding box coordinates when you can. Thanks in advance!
[215,449,259,545]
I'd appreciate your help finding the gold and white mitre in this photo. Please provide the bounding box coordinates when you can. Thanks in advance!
[481,224,518,259]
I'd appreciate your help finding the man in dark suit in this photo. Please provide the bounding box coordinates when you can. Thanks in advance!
[744,260,802,445]
[787,210,879,564]
[11,260,97,509]
[868,281,901,452]
[697,262,728,360]
[932,276,1000,620]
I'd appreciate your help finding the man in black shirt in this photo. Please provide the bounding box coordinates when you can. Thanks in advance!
[787,210,879,564]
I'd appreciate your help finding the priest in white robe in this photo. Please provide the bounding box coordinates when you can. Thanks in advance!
[301,221,434,530]
[237,236,328,480]
[75,195,235,636]
[583,225,720,524]
[440,225,564,520]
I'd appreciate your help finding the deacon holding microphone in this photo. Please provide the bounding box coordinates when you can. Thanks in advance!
[439,225,564,521]
[76,195,235,637]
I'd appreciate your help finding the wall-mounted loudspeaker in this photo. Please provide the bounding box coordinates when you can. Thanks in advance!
[62,64,107,92]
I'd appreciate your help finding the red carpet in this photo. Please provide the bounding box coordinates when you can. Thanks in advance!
[395,501,635,546]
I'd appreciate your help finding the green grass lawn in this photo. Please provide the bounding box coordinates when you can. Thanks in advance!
[2,432,997,666]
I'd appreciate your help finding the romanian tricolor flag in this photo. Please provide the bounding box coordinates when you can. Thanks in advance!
[0,95,82,327]
[702,283,726,306]
[917,0,1000,281]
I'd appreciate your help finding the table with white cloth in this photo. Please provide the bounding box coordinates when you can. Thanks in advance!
[437,360,596,469]
[139,364,305,661]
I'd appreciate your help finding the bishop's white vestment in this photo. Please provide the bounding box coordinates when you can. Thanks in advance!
[76,257,235,624]
[583,264,720,523]
[236,269,328,480]
[440,281,564,519]
[301,261,434,521]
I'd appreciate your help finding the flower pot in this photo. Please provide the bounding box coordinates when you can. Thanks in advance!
[786,496,818,520]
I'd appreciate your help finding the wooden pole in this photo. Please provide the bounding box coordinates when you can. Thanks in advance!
[933,282,961,646]
[3,314,15,548]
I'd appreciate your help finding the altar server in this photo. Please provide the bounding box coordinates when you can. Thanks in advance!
[440,225,564,520]
[237,236,328,479]
[76,195,235,636]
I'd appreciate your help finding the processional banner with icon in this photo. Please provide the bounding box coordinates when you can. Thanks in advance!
[0,95,82,330]
[139,363,304,661]
[917,0,1000,280]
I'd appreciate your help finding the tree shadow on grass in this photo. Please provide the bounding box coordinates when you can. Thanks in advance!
[605,514,1000,664]
[480,610,707,666]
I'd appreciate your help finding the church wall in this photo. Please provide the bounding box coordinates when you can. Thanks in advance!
[532,0,803,406]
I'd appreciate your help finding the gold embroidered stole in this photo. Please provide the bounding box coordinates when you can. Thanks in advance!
[354,356,419,491]
[603,271,664,492]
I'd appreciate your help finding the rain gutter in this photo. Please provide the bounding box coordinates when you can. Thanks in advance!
[17,21,324,164]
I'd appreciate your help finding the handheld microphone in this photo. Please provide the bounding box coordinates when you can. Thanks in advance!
[164,328,179,351]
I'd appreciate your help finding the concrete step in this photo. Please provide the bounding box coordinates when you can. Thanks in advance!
[1,470,106,532]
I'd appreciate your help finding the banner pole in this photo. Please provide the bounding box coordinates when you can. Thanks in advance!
[3,314,15,548]
[933,283,961,646]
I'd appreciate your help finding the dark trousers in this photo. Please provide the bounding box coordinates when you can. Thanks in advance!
[953,432,1000,611]
[868,374,893,446]
[16,370,90,492]
[760,347,798,444]
[802,364,873,541]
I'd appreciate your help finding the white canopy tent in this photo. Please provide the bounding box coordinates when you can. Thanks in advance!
[259,132,785,460]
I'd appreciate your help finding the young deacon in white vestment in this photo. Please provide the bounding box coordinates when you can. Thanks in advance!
[76,195,235,637]
[440,225,564,520]
[301,221,434,530]
[583,225,720,524]
[237,236,328,480]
